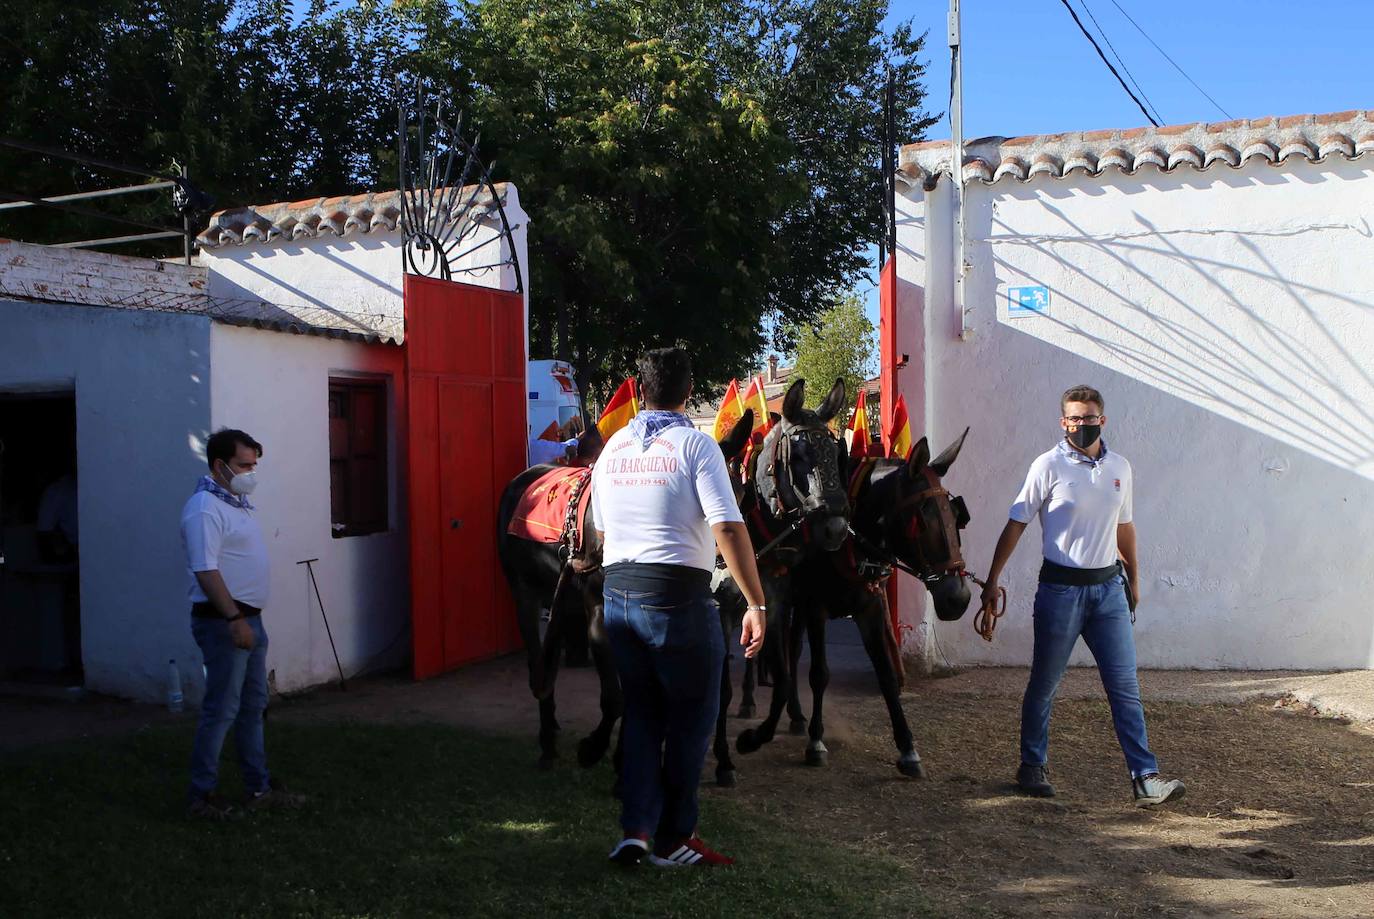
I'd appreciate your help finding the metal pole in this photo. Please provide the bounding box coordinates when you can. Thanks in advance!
[0,181,177,212]
[949,0,969,340]
[298,558,347,689]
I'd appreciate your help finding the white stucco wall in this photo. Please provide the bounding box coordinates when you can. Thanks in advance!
[896,155,1374,670]
[0,299,213,700]
[200,188,530,350]
[209,324,410,695]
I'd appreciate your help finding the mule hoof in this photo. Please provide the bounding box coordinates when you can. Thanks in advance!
[805,747,829,767]
[788,719,808,736]
[897,754,926,779]
[577,736,608,768]
[736,703,756,719]
[716,768,737,788]
[736,729,761,755]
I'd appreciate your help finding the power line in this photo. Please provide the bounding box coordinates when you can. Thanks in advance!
[1109,0,1234,120]
[1056,0,1160,127]
[1078,0,1164,125]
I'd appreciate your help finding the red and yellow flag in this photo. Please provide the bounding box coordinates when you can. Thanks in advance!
[741,375,769,436]
[712,379,746,443]
[536,421,560,442]
[597,378,640,439]
[889,393,913,460]
[849,387,870,459]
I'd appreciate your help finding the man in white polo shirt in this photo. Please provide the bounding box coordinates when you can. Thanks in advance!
[594,347,767,867]
[980,386,1184,808]
[181,429,302,819]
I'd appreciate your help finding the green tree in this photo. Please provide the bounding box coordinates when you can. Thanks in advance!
[788,292,874,416]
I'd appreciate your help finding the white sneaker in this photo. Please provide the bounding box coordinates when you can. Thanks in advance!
[1132,773,1186,808]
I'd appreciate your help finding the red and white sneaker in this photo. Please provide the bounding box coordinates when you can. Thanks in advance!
[648,834,735,867]
[608,833,650,866]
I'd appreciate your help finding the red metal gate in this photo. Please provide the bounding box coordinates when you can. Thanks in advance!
[405,274,526,679]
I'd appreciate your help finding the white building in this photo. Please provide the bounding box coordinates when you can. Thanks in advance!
[0,183,530,701]
[892,109,1374,671]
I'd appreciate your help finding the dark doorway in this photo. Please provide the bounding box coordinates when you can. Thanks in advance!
[0,392,81,687]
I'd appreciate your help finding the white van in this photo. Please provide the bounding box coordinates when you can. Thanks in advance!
[527,360,583,441]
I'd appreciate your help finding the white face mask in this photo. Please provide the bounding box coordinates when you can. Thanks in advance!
[220,462,259,497]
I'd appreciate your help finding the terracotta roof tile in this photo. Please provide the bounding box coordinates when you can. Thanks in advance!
[198,184,509,250]
[898,108,1374,187]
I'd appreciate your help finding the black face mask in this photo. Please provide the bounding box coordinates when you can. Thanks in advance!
[1066,424,1101,450]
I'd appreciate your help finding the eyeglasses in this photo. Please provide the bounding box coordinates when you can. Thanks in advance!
[1062,415,1102,425]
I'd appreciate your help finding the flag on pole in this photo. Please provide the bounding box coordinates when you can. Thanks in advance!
[741,375,769,435]
[597,378,640,439]
[889,393,913,460]
[536,421,561,442]
[712,379,746,443]
[849,387,870,460]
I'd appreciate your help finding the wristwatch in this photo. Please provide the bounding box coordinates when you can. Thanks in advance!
[746,604,767,613]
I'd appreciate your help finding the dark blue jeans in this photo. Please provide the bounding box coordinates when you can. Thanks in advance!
[1020,579,1159,778]
[189,616,270,799]
[603,586,724,841]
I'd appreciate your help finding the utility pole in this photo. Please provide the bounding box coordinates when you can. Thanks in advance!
[948,0,969,339]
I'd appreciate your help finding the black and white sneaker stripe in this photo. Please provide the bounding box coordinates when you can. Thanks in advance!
[648,845,704,867]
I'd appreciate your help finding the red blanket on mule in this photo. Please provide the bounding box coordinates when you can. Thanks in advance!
[507,466,592,544]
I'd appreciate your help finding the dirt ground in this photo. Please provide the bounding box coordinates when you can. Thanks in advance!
[4,640,1373,918]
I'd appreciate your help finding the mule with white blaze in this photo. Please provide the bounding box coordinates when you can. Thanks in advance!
[733,377,853,759]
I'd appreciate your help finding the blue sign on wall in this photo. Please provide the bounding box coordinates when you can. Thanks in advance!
[1007,285,1050,317]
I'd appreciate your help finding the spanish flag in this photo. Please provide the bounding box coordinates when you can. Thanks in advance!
[889,393,913,460]
[849,387,870,460]
[741,375,769,436]
[712,379,745,443]
[597,378,640,439]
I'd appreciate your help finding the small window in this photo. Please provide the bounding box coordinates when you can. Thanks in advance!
[329,378,389,537]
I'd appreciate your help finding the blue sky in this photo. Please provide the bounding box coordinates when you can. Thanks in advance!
[848,0,1374,343]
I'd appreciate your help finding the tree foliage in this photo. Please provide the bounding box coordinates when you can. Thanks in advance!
[789,293,875,416]
[0,0,933,399]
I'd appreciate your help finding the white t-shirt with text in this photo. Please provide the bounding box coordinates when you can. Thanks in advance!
[592,425,744,572]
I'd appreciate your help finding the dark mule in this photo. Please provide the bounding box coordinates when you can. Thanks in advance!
[496,413,755,772]
[779,430,973,776]
[733,378,851,760]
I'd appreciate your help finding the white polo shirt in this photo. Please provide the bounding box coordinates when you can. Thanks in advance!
[592,424,744,572]
[1009,441,1133,570]
[181,490,271,608]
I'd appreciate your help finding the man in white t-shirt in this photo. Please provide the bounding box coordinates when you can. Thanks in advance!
[594,347,767,868]
[981,386,1184,808]
[180,429,302,819]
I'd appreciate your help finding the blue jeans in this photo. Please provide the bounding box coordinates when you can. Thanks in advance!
[603,587,724,841]
[189,616,270,799]
[1020,580,1159,778]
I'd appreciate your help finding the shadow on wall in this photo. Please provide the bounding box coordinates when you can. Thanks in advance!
[980,169,1374,480]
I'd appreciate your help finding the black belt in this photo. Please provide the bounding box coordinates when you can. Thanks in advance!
[191,599,262,620]
[1039,559,1122,586]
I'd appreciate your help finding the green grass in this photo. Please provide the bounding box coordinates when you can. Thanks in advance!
[0,721,927,918]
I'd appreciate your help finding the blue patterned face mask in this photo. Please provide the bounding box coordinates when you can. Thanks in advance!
[628,410,693,450]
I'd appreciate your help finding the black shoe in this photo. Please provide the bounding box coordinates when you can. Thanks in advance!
[1016,763,1056,798]
[608,834,650,866]
[188,792,241,821]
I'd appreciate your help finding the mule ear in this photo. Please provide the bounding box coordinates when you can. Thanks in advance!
[906,436,931,479]
[815,377,847,424]
[782,379,806,424]
[720,409,753,459]
[929,426,969,477]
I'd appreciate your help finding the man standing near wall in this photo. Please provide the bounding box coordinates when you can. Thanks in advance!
[980,386,1185,808]
[181,429,303,819]
[593,347,767,867]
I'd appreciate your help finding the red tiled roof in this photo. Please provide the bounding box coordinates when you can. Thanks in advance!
[197,183,510,249]
[899,109,1374,187]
